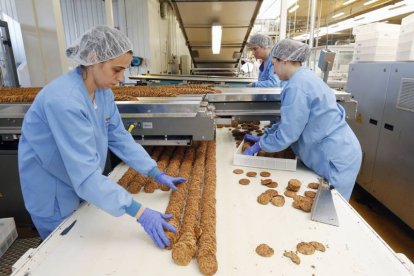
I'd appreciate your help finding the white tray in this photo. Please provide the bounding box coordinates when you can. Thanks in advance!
[233,140,297,171]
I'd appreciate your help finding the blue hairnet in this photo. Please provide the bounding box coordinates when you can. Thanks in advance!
[271,39,311,62]
[248,34,273,49]
[66,25,133,66]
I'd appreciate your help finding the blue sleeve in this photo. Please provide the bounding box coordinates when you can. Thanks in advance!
[259,86,310,152]
[43,98,135,217]
[107,94,160,178]
[252,71,281,87]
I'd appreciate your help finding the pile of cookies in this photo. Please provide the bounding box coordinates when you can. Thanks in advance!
[112,84,220,100]
[283,241,326,265]
[0,87,42,103]
[118,142,218,275]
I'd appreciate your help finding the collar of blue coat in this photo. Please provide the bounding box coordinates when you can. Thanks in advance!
[289,65,307,82]
[72,67,99,111]
[259,54,273,72]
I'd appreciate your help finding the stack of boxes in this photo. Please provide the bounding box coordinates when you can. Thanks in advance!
[396,13,414,61]
[352,22,400,62]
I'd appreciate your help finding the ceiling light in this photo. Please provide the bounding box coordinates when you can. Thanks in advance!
[343,0,357,5]
[212,24,222,54]
[332,12,345,18]
[364,0,379,6]
[289,4,299,13]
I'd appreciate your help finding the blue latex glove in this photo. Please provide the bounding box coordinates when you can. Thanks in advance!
[243,142,261,156]
[155,172,186,191]
[244,134,260,143]
[138,208,176,249]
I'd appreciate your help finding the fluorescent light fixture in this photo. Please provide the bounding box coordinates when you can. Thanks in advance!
[364,0,379,6]
[212,24,222,54]
[343,0,357,5]
[289,4,299,13]
[332,12,345,18]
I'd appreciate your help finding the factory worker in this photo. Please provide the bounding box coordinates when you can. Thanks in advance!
[246,34,282,88]
[18,25,186,248]
[243,39,362,200]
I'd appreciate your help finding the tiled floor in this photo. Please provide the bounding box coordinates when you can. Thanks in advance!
[350,184,414,262]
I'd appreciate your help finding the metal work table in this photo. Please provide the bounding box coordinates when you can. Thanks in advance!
[11,129,413,275]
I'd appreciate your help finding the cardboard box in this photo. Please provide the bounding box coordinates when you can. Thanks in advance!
[0,217,18,258]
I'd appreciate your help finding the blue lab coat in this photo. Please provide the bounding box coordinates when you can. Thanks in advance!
[18,68,158,222]
[259,66,362,200]
[252,54,282,88]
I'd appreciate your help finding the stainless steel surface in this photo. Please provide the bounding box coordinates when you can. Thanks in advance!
[129,74,256,83]
[311,178,339,227]
[348,62,414,230]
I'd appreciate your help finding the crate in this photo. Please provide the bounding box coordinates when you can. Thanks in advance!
[401,12,414,27]
[354,52,396,62]
[355,32,399,42]
[0,217,18,258]
[396,50,414,61]
[233,141,297,171]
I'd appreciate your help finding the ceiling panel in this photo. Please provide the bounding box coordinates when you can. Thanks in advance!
[171,0,263,68]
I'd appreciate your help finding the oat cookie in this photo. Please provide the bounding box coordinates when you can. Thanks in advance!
[297,242,316,255]
[271,195,285,207]
[246,171,257,177]
[257,193,272,205]
[256,244,274,257]
[283,250,300,264]
[260,171,271,177]
[261,179,272,185]
[239,179,250,185]
[264,189,278,197]
[284,190,297,198]
[310,241,326,252]
[233,169,244,174]
[308,182,319,189]
[287,179,302,192]
[304,191,316,198]
[267,181,278,188]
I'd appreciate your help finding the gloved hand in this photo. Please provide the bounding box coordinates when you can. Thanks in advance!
[244,134,260,143]
[154,172,186,191]
[138,208,176,249]
[243,142,261,156]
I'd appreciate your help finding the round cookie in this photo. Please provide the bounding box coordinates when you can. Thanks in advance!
[267,181,278,188]
[261,179,272,185]
[271,195,285,207]
[256,244,274,257]
[239,179,250,185]
[284,190,297,198]
[233,169,244,175]
[304,190,316,198]
[264,189,278,197]
[287,179,302,192]
[308,182,319,189]
[246,171,257,177]
[297,242,315,255]
[260,171,271,177]
[257,193,272,205]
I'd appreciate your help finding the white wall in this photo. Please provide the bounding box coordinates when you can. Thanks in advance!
[15,0,67,86]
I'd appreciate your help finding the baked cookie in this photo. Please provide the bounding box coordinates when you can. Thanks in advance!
[260,171,271,177]
[310,241,326,252]
[308,182,319,189]
[233,169,244,175]
[267,181,278,188]
[271,195,285,207]
[304,191,316,198]
[246,171,257,177]
[297,242,315,255]
[239,179,250,185]
[256,244,274,257]
[261,179,272,185]
[283,250,300,264]
[287,179,302,192]
[257,193,272,205]
[264,189,278,197]
[284,190,297,198]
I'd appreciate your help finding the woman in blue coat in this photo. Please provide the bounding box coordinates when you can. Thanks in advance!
[246,34,282,88]
[18,26,185,248]
[244,39,362,200]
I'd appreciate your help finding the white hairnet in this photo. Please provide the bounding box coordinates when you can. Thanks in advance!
[271,39,311,62]
[66,25,133,66]
[248,34,273,49]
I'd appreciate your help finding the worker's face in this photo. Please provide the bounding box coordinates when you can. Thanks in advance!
[272,58,288,81]
[250,45,266,60]
[92,52,133,88]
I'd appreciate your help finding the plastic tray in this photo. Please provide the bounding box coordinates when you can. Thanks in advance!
[0,217,18,258]
[233,141,297,171]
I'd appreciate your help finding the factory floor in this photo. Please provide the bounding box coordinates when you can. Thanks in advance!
[1,184,413,275]
[350,184,414,262]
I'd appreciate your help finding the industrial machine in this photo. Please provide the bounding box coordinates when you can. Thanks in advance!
[0,85,356,226]
[347,62,414,230]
